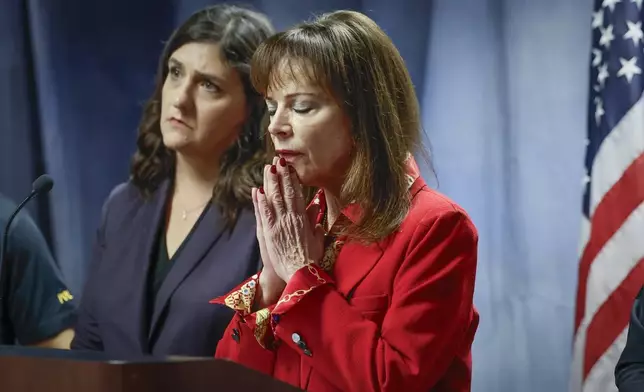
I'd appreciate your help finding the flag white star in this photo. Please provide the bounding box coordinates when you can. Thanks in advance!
[624,20,644,46]
[592,9,604,29]
[592,48,603,67]
[582,173,591,187]
[595,98,605,125]
[603,0,622,11]
[599,25,615,48]
[633,0,643,9]
[617,56,642,82]
[597,63,610,86]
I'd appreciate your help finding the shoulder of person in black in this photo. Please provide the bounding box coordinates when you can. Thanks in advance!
[0,193,76,345]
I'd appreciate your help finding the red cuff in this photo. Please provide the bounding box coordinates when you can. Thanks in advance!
[272,264,335,317]
[210,265,335,349]
[209,273,259,317]
[210,273,277,349]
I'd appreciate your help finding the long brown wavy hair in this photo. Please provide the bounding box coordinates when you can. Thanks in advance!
[251,11,429,242]
[130,5,274,229]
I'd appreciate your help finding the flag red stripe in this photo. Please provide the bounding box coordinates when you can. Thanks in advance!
[583,258,644,377]
[574,153,644,333]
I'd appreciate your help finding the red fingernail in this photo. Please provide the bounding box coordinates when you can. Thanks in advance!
[288,165,295,173]
[270,165,277,174]
[259,186,264,194]
[279,157,286,167]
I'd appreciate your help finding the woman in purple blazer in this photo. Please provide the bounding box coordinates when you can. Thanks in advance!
[70,5,274,358]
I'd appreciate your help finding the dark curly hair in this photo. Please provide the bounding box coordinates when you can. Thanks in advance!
[130,4,274,229]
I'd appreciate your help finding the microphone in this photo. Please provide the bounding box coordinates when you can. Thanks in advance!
[0,174,54,344]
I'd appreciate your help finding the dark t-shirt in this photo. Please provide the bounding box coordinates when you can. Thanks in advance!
[0,194,76,344]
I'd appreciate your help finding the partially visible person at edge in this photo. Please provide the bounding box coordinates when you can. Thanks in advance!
[70,5,275,357]
[211,10,479,392]
[615,287,644,391]
[0,193,76,348]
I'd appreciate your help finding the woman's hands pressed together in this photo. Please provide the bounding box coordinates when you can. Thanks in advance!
[252,156,325,307]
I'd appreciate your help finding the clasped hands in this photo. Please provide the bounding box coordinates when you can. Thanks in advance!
[252,156,325,307]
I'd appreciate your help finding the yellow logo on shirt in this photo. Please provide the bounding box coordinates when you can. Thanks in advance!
[57,290,73,304]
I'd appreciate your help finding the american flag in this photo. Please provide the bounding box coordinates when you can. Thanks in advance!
[571,0,644,391]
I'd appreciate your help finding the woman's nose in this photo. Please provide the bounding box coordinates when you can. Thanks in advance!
[267,110,292,138]
[171,83,191,111]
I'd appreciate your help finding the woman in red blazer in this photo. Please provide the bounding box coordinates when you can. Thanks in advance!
[210,10,479,392]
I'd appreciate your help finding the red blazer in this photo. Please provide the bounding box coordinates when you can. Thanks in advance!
[212,175,479,392]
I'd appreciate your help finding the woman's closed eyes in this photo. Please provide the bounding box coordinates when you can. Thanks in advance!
[266,102,316,117]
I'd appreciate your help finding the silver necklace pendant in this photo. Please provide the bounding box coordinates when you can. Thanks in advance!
[179,200,209,221]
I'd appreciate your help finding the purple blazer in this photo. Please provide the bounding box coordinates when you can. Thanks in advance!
[71,181,260,358]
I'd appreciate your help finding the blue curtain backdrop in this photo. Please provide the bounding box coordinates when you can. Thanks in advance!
[0,0,595,390]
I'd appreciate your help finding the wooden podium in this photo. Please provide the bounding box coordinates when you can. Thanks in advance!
[0,345,302,391]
